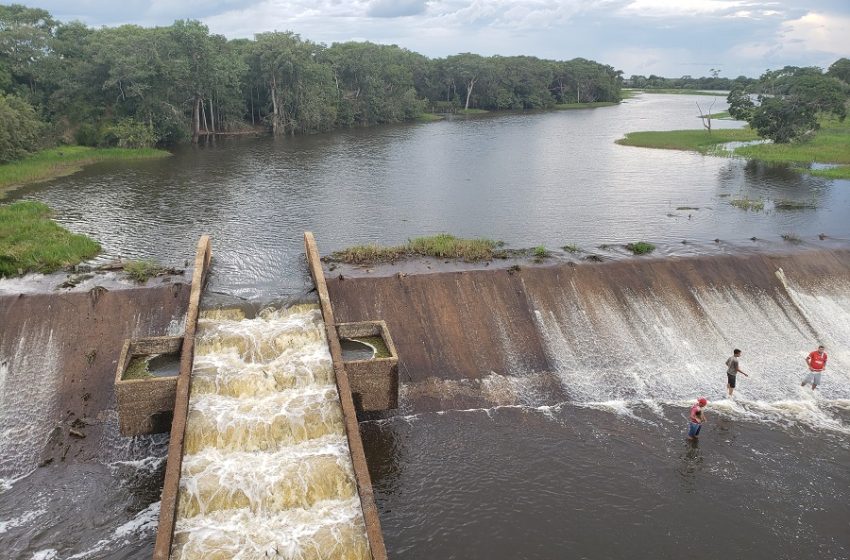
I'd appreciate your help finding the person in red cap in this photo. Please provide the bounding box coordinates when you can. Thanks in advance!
[687,397,708,440]
[802,344,827,390]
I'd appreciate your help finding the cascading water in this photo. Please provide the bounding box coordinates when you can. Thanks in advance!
[171,304,370,560]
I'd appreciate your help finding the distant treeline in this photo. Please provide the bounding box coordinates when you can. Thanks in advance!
[625,73,756,91]
[0,4,623,158]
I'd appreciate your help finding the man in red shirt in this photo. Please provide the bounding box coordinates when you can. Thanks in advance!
[802,345,827,390]
[687,397,708,440]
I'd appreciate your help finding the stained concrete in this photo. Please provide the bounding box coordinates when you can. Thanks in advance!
[326,249,850,388]
[115,336,183,436]
[0,282,188,470]
[338,321,399,412]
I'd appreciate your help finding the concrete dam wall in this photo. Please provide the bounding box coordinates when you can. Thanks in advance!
[327,250,850,424]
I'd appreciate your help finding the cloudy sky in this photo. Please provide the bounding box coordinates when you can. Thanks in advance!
[15,0,850,77]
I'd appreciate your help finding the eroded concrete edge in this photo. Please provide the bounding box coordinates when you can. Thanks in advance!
[305,232,389,560]
[153,235,212,560]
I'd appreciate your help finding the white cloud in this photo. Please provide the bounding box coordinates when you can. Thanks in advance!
[618,0,782,19]
[779,12,850,55]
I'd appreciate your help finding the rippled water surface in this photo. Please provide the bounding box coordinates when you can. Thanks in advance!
[13,93,850,300]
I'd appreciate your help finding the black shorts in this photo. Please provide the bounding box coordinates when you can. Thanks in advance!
[727,374,736,388]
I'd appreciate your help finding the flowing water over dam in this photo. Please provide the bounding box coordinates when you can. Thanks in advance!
[171,305,369,560]
[330,250,850,559]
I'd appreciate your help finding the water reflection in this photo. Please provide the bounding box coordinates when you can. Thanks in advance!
[12,93,850,300]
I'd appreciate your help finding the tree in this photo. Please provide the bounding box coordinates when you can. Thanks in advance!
[828,58,850,84]
[0,93,43,162]
[728,65,848,143]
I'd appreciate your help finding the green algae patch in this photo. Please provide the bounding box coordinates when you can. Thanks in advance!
[0,201,100,277]
[0,145,170,193]
[351,336,391,358]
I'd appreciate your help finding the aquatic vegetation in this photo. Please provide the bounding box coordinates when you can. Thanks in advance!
[330,234,503,264]
[781,233,802,244]
[124,259,169,283]
[626,242,656,255]
[730,197,764,212]
[774,200,817,211]
[532,246,548,258]
[0,201,100,277]
[562,244,581,253]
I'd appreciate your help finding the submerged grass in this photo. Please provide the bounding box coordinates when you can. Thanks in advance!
[730,197,765,212]
[0,201,101,277]
[330,234,503,264]
[616,128,759,153]
[626,241,655,255]
[774,199,817,211]
[0,146,170,193]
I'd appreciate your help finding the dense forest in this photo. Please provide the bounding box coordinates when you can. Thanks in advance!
[625,73,756,91]
[0,4,623,160]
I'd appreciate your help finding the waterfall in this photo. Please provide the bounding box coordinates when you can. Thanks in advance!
[171,305,370,560]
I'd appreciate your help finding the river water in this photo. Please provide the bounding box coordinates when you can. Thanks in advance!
[9,93,850,301]
[2,93,850,559]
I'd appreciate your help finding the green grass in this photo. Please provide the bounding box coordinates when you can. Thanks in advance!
[730,197,765,212]
[554,101,618,110]
[0,146,170,193]
[616,128,760,153]
[330,234,503,264]
[0,201,101,277]
[733,119,850,166]
[806,166,850,180]
[704,111,731,120]
[635,88,726,96]
[124,259,168,283]
[416,113,444,122]
[458,108,489,115]
[626,241,655,255]
[617,118,850,179]
[619,89,638,100]
[531,246,549,262]
[562,243,581,253]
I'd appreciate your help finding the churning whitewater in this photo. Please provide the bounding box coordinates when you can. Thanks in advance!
[171,305,369,560]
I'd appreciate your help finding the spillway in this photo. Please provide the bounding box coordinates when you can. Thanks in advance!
[171,304,370,560]
[327,250,850,426]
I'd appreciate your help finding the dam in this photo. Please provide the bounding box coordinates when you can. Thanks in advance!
[1,239,849,559]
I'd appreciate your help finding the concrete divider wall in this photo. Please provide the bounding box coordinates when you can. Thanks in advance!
[304,232,388,560]
[153,235,211,560]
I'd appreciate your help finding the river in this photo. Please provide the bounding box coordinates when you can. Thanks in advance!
[8,92,850,301]
[2,93,849,559]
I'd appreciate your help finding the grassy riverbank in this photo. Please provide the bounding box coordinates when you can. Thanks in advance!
[0,146,170,193]
[616,119,850,179]
[327,234,503,264]
[0,201,100,277]
[616,128,760,153]
[555,101,618,110]
[630,88,727,96]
